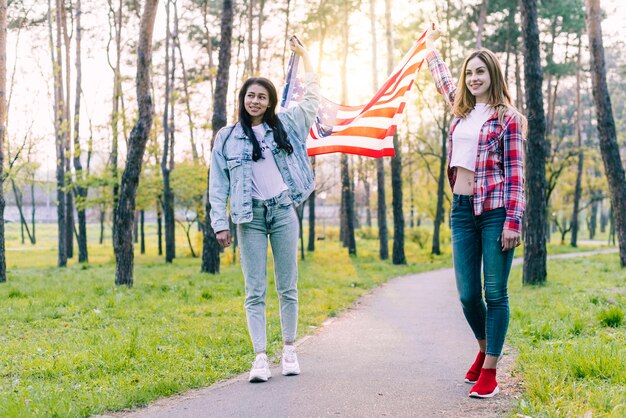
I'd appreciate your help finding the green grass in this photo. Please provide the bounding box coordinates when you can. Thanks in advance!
[0,223,450,417]
[0,223,619,417]
[508,253,626,417]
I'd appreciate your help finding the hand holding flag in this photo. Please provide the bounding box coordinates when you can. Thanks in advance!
[281,28,430,158]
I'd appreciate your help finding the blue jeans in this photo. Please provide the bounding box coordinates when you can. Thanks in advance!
[450,194,514,357]
[237,191,299,353]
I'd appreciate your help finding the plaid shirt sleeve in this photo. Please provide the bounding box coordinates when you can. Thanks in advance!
[502,113,526,233]
[426,50,456,107]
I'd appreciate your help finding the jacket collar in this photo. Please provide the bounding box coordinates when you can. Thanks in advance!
[233,121,273,140]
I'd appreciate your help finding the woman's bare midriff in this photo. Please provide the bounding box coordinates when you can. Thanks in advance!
[453,166,474,195]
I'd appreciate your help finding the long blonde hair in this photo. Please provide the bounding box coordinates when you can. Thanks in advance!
[452,48,527,136]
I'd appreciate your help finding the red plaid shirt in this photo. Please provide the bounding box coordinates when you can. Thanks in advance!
[426,50,525,233]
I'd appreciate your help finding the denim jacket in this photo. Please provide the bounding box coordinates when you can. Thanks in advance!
[209,73,320,232]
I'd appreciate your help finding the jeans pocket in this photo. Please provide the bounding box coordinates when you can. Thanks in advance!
[451,197,459,212]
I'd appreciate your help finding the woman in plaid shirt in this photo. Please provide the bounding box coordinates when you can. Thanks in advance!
[425,24,526,398]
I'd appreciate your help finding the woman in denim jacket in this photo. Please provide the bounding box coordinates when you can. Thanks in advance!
[209,36,320,383]
[424,25,526,398]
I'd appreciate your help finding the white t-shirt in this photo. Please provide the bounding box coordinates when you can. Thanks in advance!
[450,103,493,172]
[250,124,288,200]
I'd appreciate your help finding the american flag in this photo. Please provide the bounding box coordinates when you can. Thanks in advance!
[281,31,429,158]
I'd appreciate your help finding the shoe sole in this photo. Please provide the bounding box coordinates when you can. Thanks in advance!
[249,372,271,383]
[464,378,477,384]
[469,386,500,398]
[282,368,300,376]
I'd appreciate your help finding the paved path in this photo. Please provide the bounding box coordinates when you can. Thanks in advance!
[115,249,617,418]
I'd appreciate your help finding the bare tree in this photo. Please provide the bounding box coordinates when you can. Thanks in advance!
[73,0,88,262]
[60,0,74,259]
[202,0,234,274]
[113,0,159,286]
[369,0,388,259]
[585,0,626,266]
[49,0,67,267]
[162,0,176,263]
[521,0,548,284]
[107,0,123,215]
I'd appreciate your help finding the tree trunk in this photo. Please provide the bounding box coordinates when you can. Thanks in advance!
[174,4,198,162]
[0,0,7,282]
[515,51,523,112]
[140,209,145,254]
[57,2,74,260]
[570,39,583,248]
[10,179,35,244]
[341,154,356,255]
[340,1,355,255]
[162,0,176,263]
[364,174,371,227]
[108,0,123,217]
[246,0,254,76]
[73,0,88,262]
[432,116,448,255]
[521,0,548,284]
[200,0,215,99]
[391,133,406,264]
[202,0,233,274]
[386,0,405,264]
[586,0,626,265]
[157,200,163,255]
[50,0,67,267]
[113,0,159,286]
[99,206,105,244]
[376,158,388,259]
[282,0,291,79]
[307,157,316,251]
[30,176,36,243]
[588,201,598,240]
[133,210,139,243]
[255,0,265,74]
[375,0,388,260]
[476,0,489,49]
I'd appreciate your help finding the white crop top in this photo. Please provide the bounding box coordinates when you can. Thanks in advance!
[250,124,288,200]
[450,103,493,172]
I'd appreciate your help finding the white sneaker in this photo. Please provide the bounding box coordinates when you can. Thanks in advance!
[249,354,271,382]
[282,345,301,376]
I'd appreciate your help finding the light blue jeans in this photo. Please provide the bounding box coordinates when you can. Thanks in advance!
[237,191,299,353]
[450,194,514,357]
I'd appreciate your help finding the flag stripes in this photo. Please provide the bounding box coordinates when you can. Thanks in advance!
[282,30,429,158]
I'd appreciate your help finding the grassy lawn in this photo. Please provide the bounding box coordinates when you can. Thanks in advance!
[1,223,451,417]
[0,223,621,417]
[508,253,626,417]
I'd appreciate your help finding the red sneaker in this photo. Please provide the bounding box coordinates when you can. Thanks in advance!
[464,351,486,384]
[469,368,500,398]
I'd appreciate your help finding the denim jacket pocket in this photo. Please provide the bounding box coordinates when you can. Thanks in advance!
[227,158,242,170]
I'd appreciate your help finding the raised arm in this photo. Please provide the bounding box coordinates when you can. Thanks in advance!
[282,36,320,141]
[424,24,457,107]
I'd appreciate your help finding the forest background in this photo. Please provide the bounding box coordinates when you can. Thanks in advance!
[1,0,624,274]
